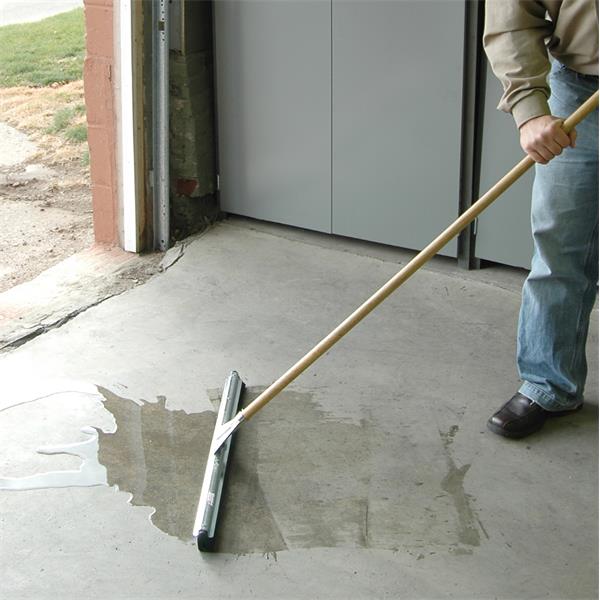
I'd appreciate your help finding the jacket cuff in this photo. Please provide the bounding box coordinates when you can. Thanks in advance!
[512,91,551,128]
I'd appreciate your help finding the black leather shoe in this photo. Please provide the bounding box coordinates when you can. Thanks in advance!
[487,393,582,439]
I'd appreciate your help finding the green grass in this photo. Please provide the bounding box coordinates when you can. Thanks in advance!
[0,8,85,87]
[65,123,88,143]
[47,104,85,132]
[46,104,88,146]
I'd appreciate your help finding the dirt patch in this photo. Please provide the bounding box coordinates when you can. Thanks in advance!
[0,81,88,166]
[0,81,93,293]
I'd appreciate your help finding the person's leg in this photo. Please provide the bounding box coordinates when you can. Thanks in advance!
[517,65,598,411]
[488,64,598,438]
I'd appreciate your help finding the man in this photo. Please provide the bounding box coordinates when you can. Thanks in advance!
[483,0,599,438]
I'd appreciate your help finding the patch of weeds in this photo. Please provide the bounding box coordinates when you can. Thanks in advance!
[46,104,87,143]
[47,107,76,134]
[65,124,87,143]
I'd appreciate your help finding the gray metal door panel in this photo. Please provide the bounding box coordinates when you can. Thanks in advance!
[214,0,332,233]
[331,0,464,257]
[475,69,534,269]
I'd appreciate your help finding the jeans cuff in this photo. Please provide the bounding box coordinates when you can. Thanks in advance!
[519,381,582,412]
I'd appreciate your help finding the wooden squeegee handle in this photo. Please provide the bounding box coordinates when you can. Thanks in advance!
[241,90,599,421]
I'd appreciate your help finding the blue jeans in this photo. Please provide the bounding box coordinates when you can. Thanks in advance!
[517,62,599,411]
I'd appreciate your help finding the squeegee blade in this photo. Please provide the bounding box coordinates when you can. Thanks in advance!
[193,371,244,552]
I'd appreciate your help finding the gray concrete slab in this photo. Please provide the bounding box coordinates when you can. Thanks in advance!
[0,123,38,167]
[0,220,597,599]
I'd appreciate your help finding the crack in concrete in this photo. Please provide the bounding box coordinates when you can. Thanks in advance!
[363,498,370,548]
[1,247,180,353]
[158,242,186,271]
[0,292,124,352]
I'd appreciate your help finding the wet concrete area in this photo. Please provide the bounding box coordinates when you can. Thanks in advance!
[95,388,215,543]
[0,384,485,558]
[95,385,487,556]
[178,392,489,555]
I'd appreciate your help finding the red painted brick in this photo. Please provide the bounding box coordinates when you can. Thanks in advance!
[176,178,199,197]
[84,4,114,59]
[83,0,118,246]
[91,184,118,244]
[84,0,113,7]
[83,57,114,127]
[87,125,115,188]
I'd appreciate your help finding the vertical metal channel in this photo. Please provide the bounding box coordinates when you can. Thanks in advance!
[330,0,334,234]
[457,0,485,269]
[152,0,170,251]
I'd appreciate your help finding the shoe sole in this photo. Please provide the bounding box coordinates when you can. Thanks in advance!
[546,404,584,417]
[486,419,545,439]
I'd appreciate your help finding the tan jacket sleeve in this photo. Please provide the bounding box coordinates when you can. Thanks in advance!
[483,0,554,128]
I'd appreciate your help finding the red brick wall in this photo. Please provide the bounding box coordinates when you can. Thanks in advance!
[83,0,118,245]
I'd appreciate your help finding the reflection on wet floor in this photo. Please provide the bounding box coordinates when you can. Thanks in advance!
[0,426,106,490]
[96,386,484,556]
[0,384,485,556]
[97,388,219,544]
[95,386,293,552]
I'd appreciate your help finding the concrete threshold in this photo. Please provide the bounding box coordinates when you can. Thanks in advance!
[0,244,164,350]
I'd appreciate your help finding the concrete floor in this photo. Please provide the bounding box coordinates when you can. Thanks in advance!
[1,218,597,599]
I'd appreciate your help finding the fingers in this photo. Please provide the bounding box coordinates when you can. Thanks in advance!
[544,138,565,158]
[550,120,572,148]
[521,137,560,164]
[528,148,552,165]
[519,116,576,164]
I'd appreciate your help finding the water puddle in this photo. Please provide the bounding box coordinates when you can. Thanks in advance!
[0,384,486,556]
[439,424,481,552]
[0,426,106,490]
[95,389,215,542]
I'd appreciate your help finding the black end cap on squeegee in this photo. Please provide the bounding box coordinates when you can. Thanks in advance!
[196,530,215,552]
